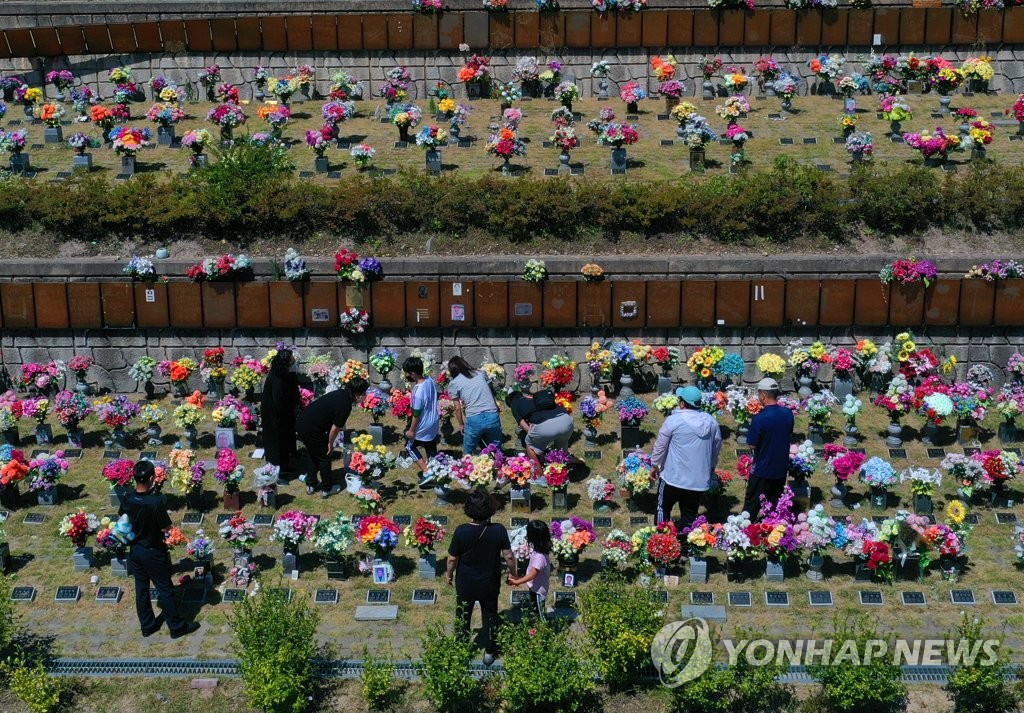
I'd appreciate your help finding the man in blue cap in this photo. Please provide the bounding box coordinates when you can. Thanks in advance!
[650,385,723,530]
[743,377,795,519]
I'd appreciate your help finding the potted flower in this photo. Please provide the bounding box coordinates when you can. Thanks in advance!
[581,263,604,283]
[186,254,252,282]
[314,513,355,580]
[356,515,401,583]
[45,70,74,101]
[60,509,99,571]
[404,517,447,579]
[20,397,50,445]
[102,457,135,507]
[206,103,247,142]
[213,448,245,511]
[26,451,68,506]
[616,449,652,510]
[619,81,646,114]
[37,103,66,143]
[255,102,292,140]
[697,56,724,99]
[809,54,844,95]
[900,466,942,515]
[67,132,99,171]
[677,115,717,173]
[903,128,962,167]
[0,128,29,173]
[145,102,185,146]
[93,394,139,447]
[219,511,259,571]
[350,143,376,170]
[860,456,897,509]
[0,445,28,505]
[930,67,964,112]
[715,95,749,125]
[538,60,563,96]
[198,64,221,100]
[168,447,206,510]
[339,308,370,335]
[389,103,422,143]
[486,126,527,175]
[305,126,333,173]
[181,128,212,168]
[772,75,797,112]
[754,57,781,95]
[724,124,749,172]
[550,517,596,571]
[108,125,152,176]
[53,390,91,447]
[600,530,632,570]
[597,122,639,172]
[416,124,447,175]
[822,444,865,504]
[271,509,317,576]
[586,476,615,512]
[881,96,912,135]
[512,56,540,96]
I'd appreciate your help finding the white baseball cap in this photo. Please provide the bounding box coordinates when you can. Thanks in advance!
[756,377,780,391]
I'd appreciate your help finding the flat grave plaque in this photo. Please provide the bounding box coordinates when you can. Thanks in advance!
[657,114,669,121]
[996,512,1018,524]
[660,140,674,146]
[412,589,437,605]
[63,449,82,459]
[803,137,817,145]
[56,171,71,180]
[216,513,232,525]
[354,605,398,621]
[832,137,845,144]
[253,514,274,526]
[993,590,1018,605]
[510,517,529,528]
[7,120,20,126]
[103,450,121,460]
[888,448,907,459]
[181,586,205,604]
[298,171,314,178]
[30,450,46,459]
[594,517,613,528]
[682,605,727,621]
[902,591,926,605]
[779,138,794,145]
[966,513,980,525]
[267,588,292,602]
[327,171,341,179]
[809,591,834,606]
[510,590,530,607]
[765,591,789,606]
[223,589,245,603]
[963,447,981,456]
[728,591,752,607]
[55,586,80,603]
[767,113,782,119]
[890,136,904,144]
[393,515,412,526]
[570,166,585,176]
[851,448,866,454]
[432,516,449,526]
[951,589,976,605]
[630,516,649,526]
[30,143,44,150]
[367,590,391,604]
[651,590,669,604]
[930,112,944,118]
[182,512,203,526]
[543,168,559,176]
[860,590,883,605]
[24,514,44,525]
[10,586,35,602]
[626,114,640,120]
[458,140,472,148]
[394,141,408,149]
[542,141,553,148]
[736,448,752,457]
[816,164,832,172]
[315,588,339,605]
[691,591,714,605]
[927,448,946,459]
[139,451,158,462]
[554,591,577,609]
[611,168,626,175]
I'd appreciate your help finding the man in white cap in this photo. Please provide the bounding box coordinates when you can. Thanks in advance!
[651,385,723,530]
[743,377,795,519]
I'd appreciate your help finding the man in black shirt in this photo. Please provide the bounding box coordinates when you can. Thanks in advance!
[296,378,368,497]
[120,461,199,639]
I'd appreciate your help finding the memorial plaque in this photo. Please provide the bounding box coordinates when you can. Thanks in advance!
[997,513,1018,524]
[554,591,576,608]
[888,448,907,459]
[544,168,559,176]
[216,513,232,526]
[902,591,926,605]
[594,517,613,528]
[930,112,944,118]
[768,113,782,119]
[10,587,35,602]
[765,591,789,606]
[55,586,80,603]
[24,514,44,525]
[103,450,122,460]
[394,141,408,149]
[803,137,818,145]
[626,114,640,120]
[412,589,437,605]
[394,515,412,526]
[511,590,530,607]
[355,605,398,621]
[458,140,472,148]
[223,589,245,603]
[315,588,339,604]
[139,451,157,462]
[630,516,649,526]
[809,591,833,606]
[816,164,832,172]
[779,138,794,145]
[63,449,82,459]
[510,517,529,528]
[992,590,1018,605]
[31,450,47,458]
[570,166,585,176]
[432,516,449,525]
[964,447,981,456]
[927,448,946,459]
[299,171,314,178]
[728,592,752,607]
[890,136,904,143]
[859,590,883,605]
[611,168,627,176]
[182,512,203,526]
[735,448,752,457]
[327,171,341,179]
[367,590,390,604]
[832,137,845,144]
[691,591,714,605]
[657,114,669,121]
[660,139,674,146]
[651,590,669,603]
[951,589,976,605]
[253,514,274,527]
[966,513,980,525]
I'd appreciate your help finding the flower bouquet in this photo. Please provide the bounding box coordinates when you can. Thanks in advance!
[0,445,28,490]
[272,509,317,552]
[860,457,897,506]
[356,515,401,558]
[220,511,258,552]
[314,513,355,560]
[213,448,245,495]
[618,81,646,110]
[904,128,961,164]
[687,346,725,385]
[543,450,570,490]
[823,444,866,483]
[339,308,370,335]
[350,143,376,169]
[601,529,633,569]
[521,258,547,283]
[59,509,99,548]
[26,451,68,493]
[900,466,942,498]
[682,515,721,559]
[404,517,446,555]
[615,396,648,427]
[698,56,724,81]
[93,395,140,434]
[550,517,596,564]
[617,450,654,496]
[168,447,205,497]
[597,122,639,148]
[755,353,786,379]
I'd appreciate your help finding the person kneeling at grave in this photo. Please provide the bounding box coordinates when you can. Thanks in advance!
[518,388,574,473]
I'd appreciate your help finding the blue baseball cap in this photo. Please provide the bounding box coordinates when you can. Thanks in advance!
[675,385,703,408]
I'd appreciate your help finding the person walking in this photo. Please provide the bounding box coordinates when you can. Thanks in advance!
[650,385,723,530]
[260,349,299,482]
[296,376,369,497]
[120,460,199,639]
[447,356,503,454]
[743,377,795,519]
[402,356,439,486]
[446,489,517,665]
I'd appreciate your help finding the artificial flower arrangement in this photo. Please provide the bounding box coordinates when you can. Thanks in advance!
[965,259,1024,281]
[550,517,597,560]
[725,386,762,427]
[809,54,845,81]
[637,521,681,570]
[313,513,355,559]
[93,395,140,431]
[206,103,247,129]
[698,56,724,80]
[579,393,610,431]
[354,487,383,514]
[772,75,797,101]
[272,510,318,551]
[614,395,648,427]
[19,397,48,427]
[522,258,547,283]
[860,456,898,492]
[972,449,1020,488]
[59,509,99,548]
[540,354,576,389]
[415,124,448,148]
[543,450,571,489]
[601,529,633,569]
[486,126,527,160]
[185,254,253,282]
[37,103,65,127]
[356,515,401,557]
[108,126,152,156]
[652,393,679,416]
[750,486,801,564]
[722,67,749,94]
[845,131,873,159]
[900,466,942,497]
[617,449,654,495]
[146,103,185,127]
[389,389,413,419]
[619,81,647,106]
[350,143,376,168]
[823,444,866,484]
[19,360,66,391]
[26,451,68,493]
[788,440,819,482]
[168,447,206,495]
[716,95,750,123]
[682,515,721,559]
[213,448,245,494]
[404,517,447,555]
[755,352,786,378]
[53,390,92,429]
[46,70,75,92]
[458,54,491,84]
[598,122,639,148]
[378,66,412,103]
[305,126,332,156]
[219,511,258,551]
[904,128,961,161]
[785,339,831,378]
[0,445,28,489]
[101,457,135,490]
[880,95,913,123]
[229,356,267,392]
[339,308,371,335]
[793,505,836,558]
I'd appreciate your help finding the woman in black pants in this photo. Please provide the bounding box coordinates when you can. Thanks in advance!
[260,350,299,479]
[446,489,517,665]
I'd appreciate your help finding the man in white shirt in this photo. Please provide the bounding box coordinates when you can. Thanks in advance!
[650,385,723,529]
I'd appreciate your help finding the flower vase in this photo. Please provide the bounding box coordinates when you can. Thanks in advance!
[626,494,640,512]
[66,426,83,448]
[378,376,392,393]
[972,145,987,162]
[781,98,792,112]
[844,424,858,447]
[207,378,224,400]
[466,82,482,100]
[725,557,746,583]
[434,485,453,507]
[73,546,93,572]
[510,485,531,512]
[765,558,785,582]
[689,556,708,584]
[282,546,299,576]
[689,148,705,173]
[440,421,455,447]
[398,125,411,143]
[990,481,1014,508]
[890,120,902,136]
[939,94,951,113]
[999,421,1018,444]
[597,79,609,100]
[807,424,825,446]
[702,81,714,100]
[558,151,570,171]
[626,101,638,114]
[557,552,580,572]
[448,123,461,139]
[806,550,825,582]
[72,153,93,172]
[184,426,198,448]
[1018,121,1024,137]
[594,499,612,513]
[583,425,598,449]
[886,415,903,447]
[830,479,849,508]
[552,488,569,511]
[146,422,161,445]
[665,95,680,113]
[315,155,329,173]
[610,147,627,172]
[620,425,643,450]
[35,424,52,445]
[957,419,978,446]
[913,493,932,515]
[921,421,939,446]
[618,373,634,397]
[0,483,18,510]
[418,552,437,579]
[870,486,887,509]
[74,375,90,395]
[737,424,749,440]
[425,148,441,175]
[110,486,129,508]
[0,429,18,447]
[185,489,203,512]
[501,157,513,176]
[832,374,854,400]
[325,556,349,580]
[36,487,58,506]
[223,489,241,511]
[851,149,864,164]
[797,375,814,397]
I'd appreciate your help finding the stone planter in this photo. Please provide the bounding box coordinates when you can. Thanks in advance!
[999,421,1018,444]
[434,485,453,507]
[157,125,175,146]
[920,421,939,446]
[521,79,541,98]
[618,373,634,397]
[466,82,483,100]
[701,80,714,100]
[765,558,785,582]
[418,552,437,579]
[832,375,854,399]
[35,488,58,506]
[315,156,329,173]
[223,490,241,511]
[830,479,849,508]
[808,424,825,446]
[689,556,708,584]
[689,148,705,173]
[886,415,903,447]
[146,423,161,445]
[120,155,136,176]
[558,151,570,172]
[957,419,978,445]
[725,558,747,583]
[596,78,609,100]
[73,546,93,572]
[552,488,569,511]
[9,153,30,174]
[110,487,130,508]
[193,153,208,168]
[870,487,887,509]
[35,424,53,445]
[185,489,204,512]
[510,485,531,512]
[890,120,902,136]
[282,547,299,575]
[111,554,129,577]
[184,426,198,449]
[806,550,825,581]
[324,556,349,580]
[425,148,441,175]
[913,493,932,515]
[626,101,638,114]
[111,427,127,447]
[844,424,858,446]
[797,375,814,397]
[43,126,63,144]
[610,147,627,172]
[620,425,644,450]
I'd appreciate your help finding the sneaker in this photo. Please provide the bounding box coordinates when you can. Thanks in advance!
[169,621,200,640]
[321,485,342,499]
[275,479,290,487]
[417,472,435,488]
[298,474,307,483]
[306,486,315,495]
[482,653,495,666]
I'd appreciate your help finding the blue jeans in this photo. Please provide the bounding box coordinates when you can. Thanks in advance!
[463,411,502,454]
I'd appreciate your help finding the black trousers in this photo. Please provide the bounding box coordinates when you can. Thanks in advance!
[656,479,703,530]
[455,587,500,655]
[743,476,786,521]
[298,431,332,493]
[128,544,186,635]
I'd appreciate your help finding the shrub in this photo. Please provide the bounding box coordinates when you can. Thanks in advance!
[0,574,18,657]
[230,588,320,713]
[2,655,69,713]
[945,614,1020,713]
[577,580,662,691]
[669,663,734,713]
[497,620,595,713]
[420,623,479,713]
[849,164,942,235]
[360,646,395,711]
[806,615,907,713]
[729,633,794,713]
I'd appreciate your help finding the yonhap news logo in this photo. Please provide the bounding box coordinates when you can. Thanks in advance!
[650,618,714,687]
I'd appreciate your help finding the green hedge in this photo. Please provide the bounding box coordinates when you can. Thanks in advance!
[4,151,1024,245]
